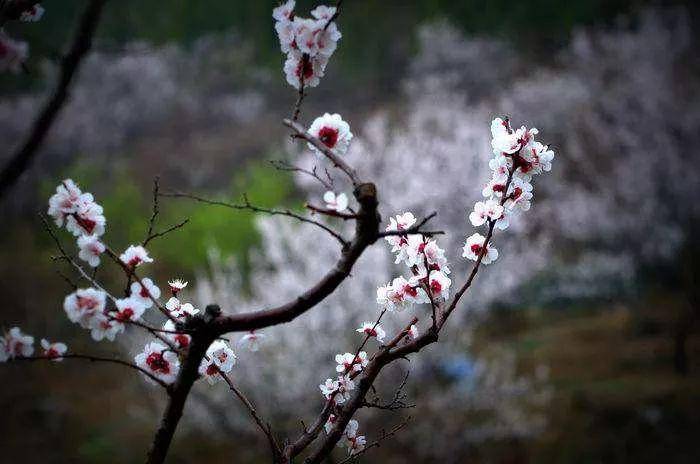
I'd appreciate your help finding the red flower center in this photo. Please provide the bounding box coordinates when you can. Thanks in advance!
[470,244,482,254]
[430,280,442,294]
[206,364,218,376]
[75,215,96,234]
[77,296,98,310]
[116,308,134,322]
[146,352,170,374]
[403,285,418,298]
[318,126,339,148]
[296,55,314,80]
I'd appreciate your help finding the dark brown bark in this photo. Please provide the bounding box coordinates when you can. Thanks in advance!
[145,311,218,464]
[210,182,380,335]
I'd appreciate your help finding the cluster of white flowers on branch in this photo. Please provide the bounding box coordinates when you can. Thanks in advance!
[273,0,341,92]
[1,2,557,463]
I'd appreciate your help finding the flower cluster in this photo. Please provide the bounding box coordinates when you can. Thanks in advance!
[338,419,366,455]
[1,326,68,363]
[463,117,555,264]
[273,1,342,89]
[46,179,264,386]
[316,321,390,454]
[48,179,106,267]
[377,212,452,313]
[198,340,237,385]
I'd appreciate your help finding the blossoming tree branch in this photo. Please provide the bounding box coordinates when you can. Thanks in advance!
[0,1,555,463]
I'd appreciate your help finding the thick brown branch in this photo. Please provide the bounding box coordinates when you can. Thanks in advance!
[145,317,218,464]
[210,182,379,335]
[306,203,358,220]
[0,0,107,199]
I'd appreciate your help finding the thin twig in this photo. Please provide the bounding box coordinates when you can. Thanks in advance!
[377,212,443,238]
[159,191,348,247]
[142,219,189,247]
[269,160,334,190]
[306,203,358,220]
[336,417,411,464]
[219,372,283,459]
[145,176,160,241]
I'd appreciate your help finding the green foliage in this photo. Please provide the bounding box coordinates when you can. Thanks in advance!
[41,158,295,275]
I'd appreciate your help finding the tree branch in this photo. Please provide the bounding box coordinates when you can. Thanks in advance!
[219,372,283,460]
[283,118,360,186]
[0,0,107,199]
[159,191,348,247]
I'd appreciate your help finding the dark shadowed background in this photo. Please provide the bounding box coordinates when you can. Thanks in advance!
[1,1,700,463]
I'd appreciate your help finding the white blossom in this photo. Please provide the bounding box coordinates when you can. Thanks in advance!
[308,113,353,155]
[238,331,266,352]
[63,288,107,330]
[77,234,105,267]
[199,340,237,384]
[129,278,161,308]
[120,245,153,268]
[335,374,355,404]
[283,51,328,89]
[167,278,188,295]
[0,327,34,361]
[135,341,180,384]
[162,320,191,350]
[110,297,146,324]
[272,0,295,23]
[323,191,349,212]
[462,233,498,265]
[40,339,67,361]
[335,352,363,374]
[90,317,123,342]
[165,297,199,319]
[319,378,339,399]
[324,413,338,434]
[20,4,44,22]
[469,199,504,227]
[356,322,386,343]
